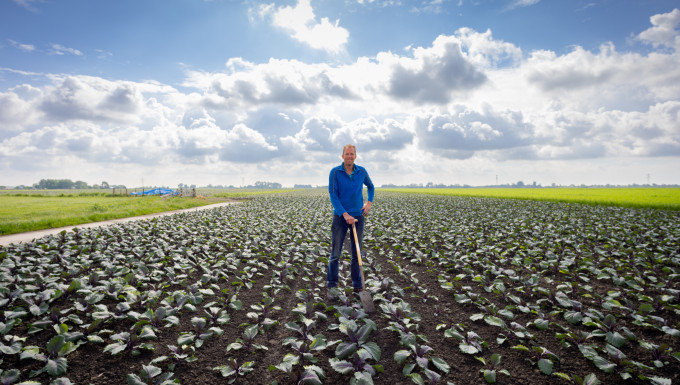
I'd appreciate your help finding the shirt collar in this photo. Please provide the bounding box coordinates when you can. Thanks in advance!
[342,163,357,175]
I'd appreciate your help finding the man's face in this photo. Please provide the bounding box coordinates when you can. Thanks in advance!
[342,148,356,166]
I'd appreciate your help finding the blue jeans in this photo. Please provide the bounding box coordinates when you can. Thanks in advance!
[327,215,364,289]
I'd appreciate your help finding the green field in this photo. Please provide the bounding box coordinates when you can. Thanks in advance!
[0,188,302,235]
[0,194,223,235]
[381,187,680,210]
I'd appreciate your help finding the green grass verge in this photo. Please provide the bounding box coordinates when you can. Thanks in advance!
[0,195,222,235]
[0,189,300,235]
[381,187,680,210]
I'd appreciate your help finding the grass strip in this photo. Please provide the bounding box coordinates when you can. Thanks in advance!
[0,195,221,235]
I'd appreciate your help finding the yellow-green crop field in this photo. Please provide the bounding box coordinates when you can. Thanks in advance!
[381,187,680,210]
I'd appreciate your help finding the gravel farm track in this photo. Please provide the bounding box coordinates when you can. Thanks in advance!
[1,191,678,385]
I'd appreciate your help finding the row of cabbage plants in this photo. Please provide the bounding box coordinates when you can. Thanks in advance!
[1,190,679,384]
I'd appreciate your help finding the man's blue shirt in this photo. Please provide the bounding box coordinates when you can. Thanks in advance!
[329,163,375,217]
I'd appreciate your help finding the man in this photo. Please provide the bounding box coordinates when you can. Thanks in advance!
[327,144,375,301]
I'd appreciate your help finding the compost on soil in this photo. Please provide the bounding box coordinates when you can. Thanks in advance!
[1,191,679,385]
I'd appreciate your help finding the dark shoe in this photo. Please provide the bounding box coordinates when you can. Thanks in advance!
[353,286,363,293]
[327,288,339,301]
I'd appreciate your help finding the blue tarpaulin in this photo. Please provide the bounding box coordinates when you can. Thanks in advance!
[130,188,178,196]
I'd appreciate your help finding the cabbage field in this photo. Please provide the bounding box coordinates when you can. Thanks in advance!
[1,191,679,385]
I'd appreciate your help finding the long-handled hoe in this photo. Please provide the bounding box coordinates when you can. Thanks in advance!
[351,222,375,313]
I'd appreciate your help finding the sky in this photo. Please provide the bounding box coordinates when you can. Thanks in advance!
[1,0,679,188]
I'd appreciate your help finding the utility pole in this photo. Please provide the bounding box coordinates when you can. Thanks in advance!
[496,175,498,185]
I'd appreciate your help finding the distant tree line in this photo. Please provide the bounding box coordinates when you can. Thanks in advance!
[178,183,197,189]
[253,181,282,189]
[33,179,125,189]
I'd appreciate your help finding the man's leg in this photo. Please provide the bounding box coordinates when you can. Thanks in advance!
[327,215,348,289]
[349,216,364,290]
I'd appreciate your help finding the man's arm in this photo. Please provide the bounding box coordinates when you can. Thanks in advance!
[328,169,348,216]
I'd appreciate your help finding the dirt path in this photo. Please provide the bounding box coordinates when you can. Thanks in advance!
[0,201,240,246]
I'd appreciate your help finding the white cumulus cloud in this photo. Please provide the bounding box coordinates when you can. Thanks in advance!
[637,8,680,51]
[258,0,349,54]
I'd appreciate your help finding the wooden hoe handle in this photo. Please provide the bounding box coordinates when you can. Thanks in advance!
[351,223,367,288]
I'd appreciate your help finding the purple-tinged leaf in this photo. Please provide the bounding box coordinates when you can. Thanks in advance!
[335,341,358,360]
[45,357,68,376]
[300,368,323,385]
[415,355,429,369]
[329,358,354,374]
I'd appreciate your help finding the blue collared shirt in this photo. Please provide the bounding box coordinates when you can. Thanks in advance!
[328,163,375,217]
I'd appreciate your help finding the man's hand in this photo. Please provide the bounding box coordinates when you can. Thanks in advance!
[342,212,356,225]
[361,201,372,216]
